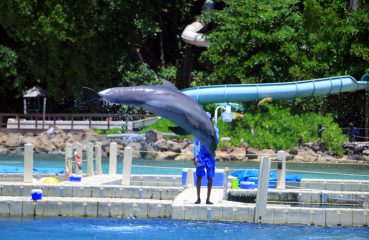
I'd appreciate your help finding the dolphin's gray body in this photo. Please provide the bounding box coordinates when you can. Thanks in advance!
[83,81,217,157]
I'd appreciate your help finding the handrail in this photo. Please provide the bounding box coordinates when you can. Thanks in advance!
[0,113,156,131]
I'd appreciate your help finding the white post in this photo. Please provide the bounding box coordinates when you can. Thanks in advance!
[121,146,133,185]
[87,142,94,176]
[185,168,194,188]
[42,97,46,130]
[254,156,271,223]
[95,142,102,175]
[222,167,229,200]
[276,150,287,190]
[127,122,133,131]
[24,143,33,183]
[109,142,117,175]
[76,143,83,175]
[65,144,72,178]
[23,98,27,114]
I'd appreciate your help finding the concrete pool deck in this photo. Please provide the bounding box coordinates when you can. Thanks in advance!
[0,174,368,227]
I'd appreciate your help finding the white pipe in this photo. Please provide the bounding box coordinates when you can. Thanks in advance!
[181,21,210,48]
[213,105,225,128]
[181,0,214,48]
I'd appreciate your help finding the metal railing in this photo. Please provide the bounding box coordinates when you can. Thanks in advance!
[0,113,157,132]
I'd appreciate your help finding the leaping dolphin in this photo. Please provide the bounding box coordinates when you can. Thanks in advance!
[83,80,217,157]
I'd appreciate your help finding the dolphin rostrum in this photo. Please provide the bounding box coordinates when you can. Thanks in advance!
[83,80,217,157]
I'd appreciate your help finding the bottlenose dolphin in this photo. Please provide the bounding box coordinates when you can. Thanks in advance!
[83,80,217,157]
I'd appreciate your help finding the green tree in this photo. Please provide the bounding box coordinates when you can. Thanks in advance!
[201,0,302,84]
[200,0,369,84]
[217,104,347,155]
[0,0,194,112]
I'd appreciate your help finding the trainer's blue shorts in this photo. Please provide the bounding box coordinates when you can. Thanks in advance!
[196,153,215,178]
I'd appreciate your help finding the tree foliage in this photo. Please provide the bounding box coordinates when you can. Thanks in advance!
[201,0,369,85]
[0,0,193,112]
[217,104,348,155]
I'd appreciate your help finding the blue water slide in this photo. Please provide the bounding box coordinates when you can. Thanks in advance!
[182,74,369,104]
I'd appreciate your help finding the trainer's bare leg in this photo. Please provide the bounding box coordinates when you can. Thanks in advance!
[195,176,202,204]
[206,177,213,204]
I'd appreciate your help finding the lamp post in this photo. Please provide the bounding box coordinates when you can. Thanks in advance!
[213,103,232,128]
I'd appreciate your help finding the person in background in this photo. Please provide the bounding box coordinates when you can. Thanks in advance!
[193,112,219,204]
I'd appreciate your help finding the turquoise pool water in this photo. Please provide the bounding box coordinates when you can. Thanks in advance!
[0,217,367,240]
[1,154,369,180]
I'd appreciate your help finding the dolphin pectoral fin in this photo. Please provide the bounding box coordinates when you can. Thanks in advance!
[82,87,102,104]
[168,126,191,135]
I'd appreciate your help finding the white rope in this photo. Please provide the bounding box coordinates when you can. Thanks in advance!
[287,169,369,177]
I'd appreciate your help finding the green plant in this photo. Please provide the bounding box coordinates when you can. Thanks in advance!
[140,118,192,140]
[216,103,347,155]
[105,127,124,135]
[92,127,124,135]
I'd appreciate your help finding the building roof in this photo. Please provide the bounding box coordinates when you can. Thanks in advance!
[23,86,47,98]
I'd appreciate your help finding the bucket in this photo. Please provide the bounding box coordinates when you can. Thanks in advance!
[31,189,43,201]
[222,111,233,123]
[69,174,82,182]
[231,178,239,189]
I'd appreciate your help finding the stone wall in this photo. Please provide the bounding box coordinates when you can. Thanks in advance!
[0,127,368,163]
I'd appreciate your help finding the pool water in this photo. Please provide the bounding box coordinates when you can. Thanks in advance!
[0,217,367,240]
[0,154,369,180]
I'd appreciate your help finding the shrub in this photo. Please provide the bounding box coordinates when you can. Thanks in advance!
[138,104,347,155]
[217,104,347,155]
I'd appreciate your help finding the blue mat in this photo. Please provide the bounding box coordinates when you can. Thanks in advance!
[231,169,301,189]
[0,165,64,174]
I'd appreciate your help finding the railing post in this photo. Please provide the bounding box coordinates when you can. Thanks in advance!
[95,142,102,175]
[276,150,287,190]
[87,142,94,176]
[24,143,34,183]
[254,156,271,223]
[109,142,117,175]
[121,146,132,185]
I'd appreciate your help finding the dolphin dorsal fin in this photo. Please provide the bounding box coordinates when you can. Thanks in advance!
[160,79,179,92]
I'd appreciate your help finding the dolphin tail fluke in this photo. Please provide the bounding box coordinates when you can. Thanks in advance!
[82,87,102,103]
[168,126,191,135]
